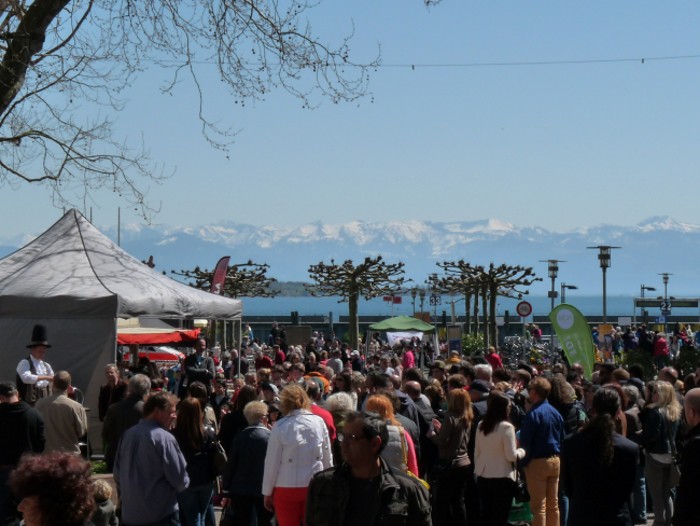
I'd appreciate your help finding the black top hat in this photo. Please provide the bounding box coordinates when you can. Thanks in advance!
[27,324,51,348]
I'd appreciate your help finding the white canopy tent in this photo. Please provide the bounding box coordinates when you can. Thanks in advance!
[0,209,242,448]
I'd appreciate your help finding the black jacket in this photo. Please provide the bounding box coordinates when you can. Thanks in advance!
[561,430,638,526]
[102,395,144,470]
[0,401,45,465]
[306,459,432,526]
[673,423,700,526]
[222,424,269,496]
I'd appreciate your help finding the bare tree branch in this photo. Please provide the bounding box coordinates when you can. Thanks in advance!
[0,0,399,217]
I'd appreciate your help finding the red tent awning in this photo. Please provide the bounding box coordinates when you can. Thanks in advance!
[117,328,200,345]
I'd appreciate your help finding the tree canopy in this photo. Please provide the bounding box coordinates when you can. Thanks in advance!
[437,260,540,347]
[172,260,279,298]
[306,256,406,348]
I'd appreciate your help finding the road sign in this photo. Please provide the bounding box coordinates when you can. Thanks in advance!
[635,298,699,308]
[516,301,533,317]
[657,316,666,324]
[429,294,442,306]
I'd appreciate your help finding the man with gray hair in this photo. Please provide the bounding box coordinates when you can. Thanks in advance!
[102,373,151,471]
[35,370,88,454]
[474,363,493,384]
[221,400,273,526]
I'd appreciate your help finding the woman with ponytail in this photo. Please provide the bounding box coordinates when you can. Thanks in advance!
[560,386,639,526]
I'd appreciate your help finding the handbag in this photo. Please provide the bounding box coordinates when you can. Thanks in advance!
[666,418,681,487]
[211,439,228,476]
[512,463,530,503]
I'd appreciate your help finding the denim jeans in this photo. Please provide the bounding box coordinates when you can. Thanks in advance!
[632,460,647,522]
[177,483,214,526]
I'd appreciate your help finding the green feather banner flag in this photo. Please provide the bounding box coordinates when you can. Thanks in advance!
[549,304,595,379]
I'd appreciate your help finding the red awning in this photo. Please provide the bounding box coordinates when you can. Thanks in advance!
[123,346,187,362]
[117,328,200,345]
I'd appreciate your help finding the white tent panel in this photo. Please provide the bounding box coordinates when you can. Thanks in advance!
[0,209,242,319]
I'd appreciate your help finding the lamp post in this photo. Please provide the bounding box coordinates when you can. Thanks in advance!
[587,245,621,323]
[640,285,656,299]
[427,273,439,320]
[640,285,656,324]
[540,259,565,313]
[411,287,417,316]
[560,283,578,304]
[419,288,426,315]
[659,273,673,335]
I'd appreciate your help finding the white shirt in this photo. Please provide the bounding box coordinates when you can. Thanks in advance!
[475,420,525,480]
[262,409,332,495]
[17,355,54,389]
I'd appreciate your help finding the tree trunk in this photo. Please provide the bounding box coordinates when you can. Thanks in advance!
[489,283,498,349]
[0,0,73,114]
[465,292,471,334]
[348,285,360,350]
[481,287,489,347]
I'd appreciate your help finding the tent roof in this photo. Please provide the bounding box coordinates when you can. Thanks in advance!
[368,315,435,332]
[0,209,242,319]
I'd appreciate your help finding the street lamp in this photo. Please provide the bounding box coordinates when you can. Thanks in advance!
[426,273,440,320]
[659,273,672,301]
[659,273,673,334]
[540,259,565,313]
[640,285,656,298]
[587,245,621,323]
[640,285,656,324]
[411,287,418,316]
[419,288,426,314]
[560,283,578,304]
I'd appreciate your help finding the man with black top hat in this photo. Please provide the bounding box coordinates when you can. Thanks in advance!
[15,324,54,405]
[0,381,45,524]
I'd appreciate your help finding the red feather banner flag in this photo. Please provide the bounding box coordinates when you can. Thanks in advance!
[210,256,231,295]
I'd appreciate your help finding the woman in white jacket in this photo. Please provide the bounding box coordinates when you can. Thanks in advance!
[475,389,526,526]
[262,383,332,526]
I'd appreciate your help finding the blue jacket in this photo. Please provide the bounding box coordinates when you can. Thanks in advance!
[520,400,565,466]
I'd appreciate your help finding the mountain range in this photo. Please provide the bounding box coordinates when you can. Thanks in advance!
[1,215,698,296]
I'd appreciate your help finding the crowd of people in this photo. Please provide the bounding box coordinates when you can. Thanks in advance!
[2,323,700,526]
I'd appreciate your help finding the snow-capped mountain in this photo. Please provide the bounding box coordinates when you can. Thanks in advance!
[2,216,699,295]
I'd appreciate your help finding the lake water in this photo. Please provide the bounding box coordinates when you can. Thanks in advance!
[242,294,700,321]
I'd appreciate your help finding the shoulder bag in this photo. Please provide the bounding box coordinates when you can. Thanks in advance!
[512,462,530,503]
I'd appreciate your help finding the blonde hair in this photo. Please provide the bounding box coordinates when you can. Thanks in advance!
[93,479,113,501]
[649,381,682,422]
[365,394,399,426]
[279,383,310,415]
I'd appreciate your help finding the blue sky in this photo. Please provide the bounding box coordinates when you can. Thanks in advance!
[2,1,700,237]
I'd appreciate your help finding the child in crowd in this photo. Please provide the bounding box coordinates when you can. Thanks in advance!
[91,479,118,526]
